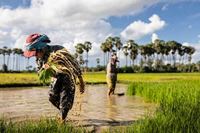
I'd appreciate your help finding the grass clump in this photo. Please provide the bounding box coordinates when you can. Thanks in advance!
[0,118,86,133]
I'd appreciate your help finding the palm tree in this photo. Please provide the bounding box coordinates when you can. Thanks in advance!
[122,45,129,67]
[130,47,138,67]
[140,45,152,66]
[153,39,165,61]
[79,55,85,66]
[113,37,123,52]
[166,40,181,67]
[105,36,114,52]
[178,45,185,64]
[83,41,92,69]
[126,40,138,66]
[96,58,100,67]
[2,46,7,66]
[145,43,156,68]
[105,37,114,60]
[26,57,30,71]
[163,43,171,64]
[17,48,23,71]
[113,36,123,66]
[6,48,12,70]
[0,48,3,69]
[100,42,109,67]
[75,43,84,66]
[186,46,195,64]
[12,48,19,71]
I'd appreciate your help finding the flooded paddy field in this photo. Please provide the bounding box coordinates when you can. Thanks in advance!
[0,84,155,128]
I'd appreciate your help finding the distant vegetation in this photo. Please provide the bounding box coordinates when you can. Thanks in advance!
[0,36,199,73]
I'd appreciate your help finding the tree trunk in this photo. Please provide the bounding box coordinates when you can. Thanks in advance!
[7,55,10,71]
[103,53,106,68]
[125,55,127,67]
[3,54,5,65]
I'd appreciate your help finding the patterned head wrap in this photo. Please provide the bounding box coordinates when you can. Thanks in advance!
[24,33,51,57]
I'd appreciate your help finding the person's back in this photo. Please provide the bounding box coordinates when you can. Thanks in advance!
[107,60,117,75]
[106,53,119,96]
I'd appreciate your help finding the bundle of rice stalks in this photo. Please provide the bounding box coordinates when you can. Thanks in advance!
[38,65,56,84]
[38,48,84,90]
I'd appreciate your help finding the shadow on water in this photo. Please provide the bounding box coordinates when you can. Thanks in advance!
[0,84,155,127]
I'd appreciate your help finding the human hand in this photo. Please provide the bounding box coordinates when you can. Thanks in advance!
[43,64,50,69]
[78,76,85,94]
[79,83,85,94]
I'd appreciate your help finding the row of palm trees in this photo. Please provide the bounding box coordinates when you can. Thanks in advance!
[73,36,196,70]
[0,36,196,71]
[100,37,196,68]
[74,41,92,69]
[0,47,25,71]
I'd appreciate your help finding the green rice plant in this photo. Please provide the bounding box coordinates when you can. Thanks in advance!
[38,66,56,84]
[0,118,87,133]
[125,80,200,133]
[126,82,137,96]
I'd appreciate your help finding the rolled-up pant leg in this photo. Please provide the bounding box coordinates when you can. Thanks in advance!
[49,74,75,120]
[107,73,117,95]
[60,75,75,120]
[49,77,61,110]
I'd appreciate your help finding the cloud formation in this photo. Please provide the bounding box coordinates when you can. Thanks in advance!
[151,33,159,43]
[0,0,160,66]
[0,0,159,46]
[120,14,166,40]
[2,0,199,66]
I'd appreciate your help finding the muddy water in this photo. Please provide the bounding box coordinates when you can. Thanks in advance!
[0,84,154,126]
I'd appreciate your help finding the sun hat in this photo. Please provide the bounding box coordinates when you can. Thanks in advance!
[23,33,51,57]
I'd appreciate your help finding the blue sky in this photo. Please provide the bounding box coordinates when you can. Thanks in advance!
[0,0,200,68]
[0,0,30,8]
[107,1,200,44]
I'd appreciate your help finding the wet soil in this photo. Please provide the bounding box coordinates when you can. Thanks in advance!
[0,84,155,132]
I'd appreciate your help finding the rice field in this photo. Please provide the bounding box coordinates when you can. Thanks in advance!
[125,80,200,133]
[0,72,200,132]
[1,72,200,87]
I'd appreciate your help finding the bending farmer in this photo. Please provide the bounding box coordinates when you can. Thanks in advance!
[23,33,84,121]
[106,53,119,96]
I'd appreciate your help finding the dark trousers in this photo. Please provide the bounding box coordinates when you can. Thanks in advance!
[49,74,75,120]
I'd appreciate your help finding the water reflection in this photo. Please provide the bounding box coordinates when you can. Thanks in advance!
[0,85,155,125]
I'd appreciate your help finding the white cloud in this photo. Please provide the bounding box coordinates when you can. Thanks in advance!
[120,14,166,40]
[14,35,27,50]
[183,42,200,63]
[151,33,159,43]
[0,0,159,66]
